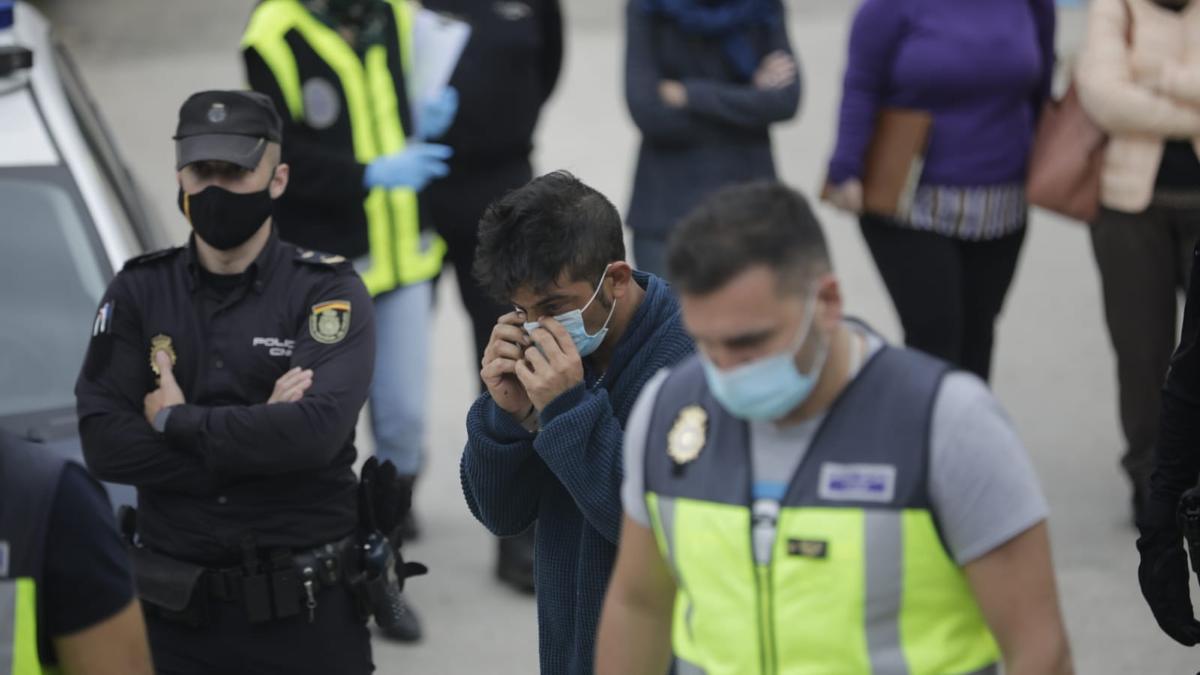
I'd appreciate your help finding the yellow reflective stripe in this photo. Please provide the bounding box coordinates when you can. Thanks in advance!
[772,507,870,674]
[9,579,44,675]
[391,0,414,79]
[241,0,306,120]
[899,510,999,674]
[670,498,759,675]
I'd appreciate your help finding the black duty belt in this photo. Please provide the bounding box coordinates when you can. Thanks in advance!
[134,535,360,627]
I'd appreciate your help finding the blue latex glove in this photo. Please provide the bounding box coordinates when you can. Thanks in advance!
[363,143,453,191]
[417,87,459,141]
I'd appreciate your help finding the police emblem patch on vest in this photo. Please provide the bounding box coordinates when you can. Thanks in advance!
[303,78,342,130]
[149,334,177,377]
[667,405,708,465]
[310,300,352,344]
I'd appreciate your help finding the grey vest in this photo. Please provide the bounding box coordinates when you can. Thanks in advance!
[644,345,948,513]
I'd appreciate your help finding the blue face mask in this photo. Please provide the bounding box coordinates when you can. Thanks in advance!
[700,292,829,422]
[524,266,617,358]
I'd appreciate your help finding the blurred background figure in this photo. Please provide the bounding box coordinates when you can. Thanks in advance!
[623,0,801,277]
[1,430,154,675]
[242,0,459,642]
[420,0,563,595]
[1076,0,1200,521]
[825,0,1057,382]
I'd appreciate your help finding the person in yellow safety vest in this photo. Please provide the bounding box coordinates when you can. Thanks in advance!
[0,430,153,675]
[242,0,459,642]
[596,183,1075,675]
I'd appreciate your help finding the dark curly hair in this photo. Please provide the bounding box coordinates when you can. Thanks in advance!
[473,171,626,303]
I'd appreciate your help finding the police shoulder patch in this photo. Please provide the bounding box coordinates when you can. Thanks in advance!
[295,248,352,271]
[123,246,184,270]
[310,300,352,344]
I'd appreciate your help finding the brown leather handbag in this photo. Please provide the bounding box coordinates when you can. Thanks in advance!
[1026,84,1107,223]
[1026,0,1130,224]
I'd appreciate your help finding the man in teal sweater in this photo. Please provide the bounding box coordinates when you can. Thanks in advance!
[461,171,694,673]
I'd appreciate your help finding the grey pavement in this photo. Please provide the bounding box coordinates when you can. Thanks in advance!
[28,0,1200,672]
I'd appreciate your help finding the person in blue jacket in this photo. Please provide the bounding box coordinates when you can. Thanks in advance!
[460,171,695,674]
[624,0,801,276]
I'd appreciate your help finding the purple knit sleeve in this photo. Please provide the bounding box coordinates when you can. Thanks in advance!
[827,0,909,185]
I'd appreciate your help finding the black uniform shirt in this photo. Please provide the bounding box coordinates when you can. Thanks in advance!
[75,228,375,565]
[422,0,563,168]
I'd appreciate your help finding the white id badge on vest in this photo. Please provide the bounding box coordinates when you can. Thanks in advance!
[817,463,897,503]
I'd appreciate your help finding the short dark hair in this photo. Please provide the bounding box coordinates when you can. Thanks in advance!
[474,171,626,303]
[667,182,830,296]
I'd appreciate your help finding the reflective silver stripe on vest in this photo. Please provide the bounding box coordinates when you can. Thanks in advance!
[675,657,708,675]
[0,581,15,675]
[965,664,999,675]
[864,510,908,675]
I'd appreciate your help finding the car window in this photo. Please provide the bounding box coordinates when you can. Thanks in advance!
[53,43,158,250]
[0,166,110,421]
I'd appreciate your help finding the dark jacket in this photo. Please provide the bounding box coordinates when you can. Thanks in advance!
[460,272,694,674]
[1144,247,1200,534]
[624,0,801,239]
[75,231,375,564]
[422,0,562,172]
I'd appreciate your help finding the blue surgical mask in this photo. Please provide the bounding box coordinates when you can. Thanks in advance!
[524,266,617,358]
[700,292,829,422]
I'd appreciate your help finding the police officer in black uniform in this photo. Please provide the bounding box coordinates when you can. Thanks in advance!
[1138,244,1200,647]
[74,90,380,674]
[0,430,153,674]
[420,0,563,593]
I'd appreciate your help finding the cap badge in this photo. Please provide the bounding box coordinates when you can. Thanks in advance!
[668,405,708,466]
[207,103,227,124]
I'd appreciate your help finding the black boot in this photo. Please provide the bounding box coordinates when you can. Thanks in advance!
[397,474,420,542]
[377,592,423,642]
[497,527,535,594]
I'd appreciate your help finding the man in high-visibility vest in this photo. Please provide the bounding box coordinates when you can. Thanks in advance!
[0,430,153,675]
[596,183,1075,675]
[242,0,459,641]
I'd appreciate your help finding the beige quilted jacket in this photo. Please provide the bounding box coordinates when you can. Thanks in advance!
[1077,0,1200,213]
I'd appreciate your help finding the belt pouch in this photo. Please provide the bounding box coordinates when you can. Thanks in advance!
[130,547,206,625]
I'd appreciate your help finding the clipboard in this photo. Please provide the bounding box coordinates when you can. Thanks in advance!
[410,8,472,124]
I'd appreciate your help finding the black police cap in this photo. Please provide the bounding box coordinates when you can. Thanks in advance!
[174,90,283,171]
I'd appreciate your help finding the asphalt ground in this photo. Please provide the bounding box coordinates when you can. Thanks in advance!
[27,0,1200,671]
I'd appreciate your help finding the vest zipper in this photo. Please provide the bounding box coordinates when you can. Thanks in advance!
[755,565,778,674]
[751,500,781,674]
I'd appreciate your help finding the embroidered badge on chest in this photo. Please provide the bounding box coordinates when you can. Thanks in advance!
[310,300,352,344]
[817,462,897,503]
[667,405,707,466]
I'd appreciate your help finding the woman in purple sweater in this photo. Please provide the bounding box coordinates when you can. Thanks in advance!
[825,0,1056,381]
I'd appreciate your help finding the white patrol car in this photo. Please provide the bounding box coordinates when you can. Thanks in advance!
[0,1,154,505]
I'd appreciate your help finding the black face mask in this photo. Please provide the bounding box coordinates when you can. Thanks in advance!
[177,182,273,251]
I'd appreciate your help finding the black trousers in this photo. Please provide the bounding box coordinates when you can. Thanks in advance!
[146,586,373,675]
[1091,204,1200,487]
[427,157,533,384]
[859,215,1026,382]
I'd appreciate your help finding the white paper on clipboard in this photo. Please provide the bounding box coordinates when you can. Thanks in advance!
[410,7,472,116]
